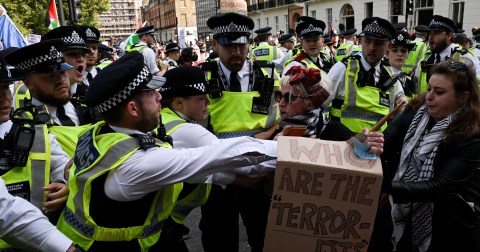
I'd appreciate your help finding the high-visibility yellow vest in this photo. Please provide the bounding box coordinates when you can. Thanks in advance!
[14,84,31,109]
[57,121,182,251]
[330,56,396,133]
[161,107,211,225]
[249,44,280,62]
[403,41,428,74]
[334,43,361,63]
[0,124,50,250]
[200,60,280,138]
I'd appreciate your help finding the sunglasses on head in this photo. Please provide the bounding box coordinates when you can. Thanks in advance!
[274,90,308,104]
[447,61,472,84]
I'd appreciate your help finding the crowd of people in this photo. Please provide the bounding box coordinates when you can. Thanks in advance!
[0,10,479,252]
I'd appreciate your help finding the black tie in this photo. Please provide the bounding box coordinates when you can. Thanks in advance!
[435,54,442,64]
[87,72,93,84]
[229,71,241,92]
[368,67,376,86]
[57,105,75,126]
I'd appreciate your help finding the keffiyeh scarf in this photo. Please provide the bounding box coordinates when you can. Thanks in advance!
[391,104,459,252]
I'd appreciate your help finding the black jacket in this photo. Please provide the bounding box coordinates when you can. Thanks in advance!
[380,106,480,252]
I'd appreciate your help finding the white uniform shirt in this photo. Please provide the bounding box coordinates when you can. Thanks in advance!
[0,120,70,183]
[324,54,404,110]
[103,125,277,201]
[31,98,80,126]
[0,178,72,252]
[168,111,276,185]
[471,41,480,64]
[273,48,292,76]
[82,67,100,86]
[219,60,251,92]
[163,57,179,70]
[136,41,160,75]
[283,53,324,76]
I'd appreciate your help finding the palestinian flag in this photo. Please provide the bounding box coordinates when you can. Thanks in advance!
[45,0,59,30]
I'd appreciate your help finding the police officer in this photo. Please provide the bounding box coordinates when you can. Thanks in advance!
[273,33,296,75]
[325,17,406,133]
[96,43,113,69]
[471,28,480,61]
[42,26,91,104]
[334,28,360,62]
[283,17,333,75]
[198,12,279,252]
[80,26,101,87]
[0,40,72,249]
[404,24,429,74]
[249,26,284,62]
[56,51,277,252]
[164,42,180,70]
[393,22,408,33]
[414,15,480,94]
[126,25,166,76]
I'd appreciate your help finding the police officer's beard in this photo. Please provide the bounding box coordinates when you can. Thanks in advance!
[135,106,159,133]
[33,88,71,107]
[431,38,448,53]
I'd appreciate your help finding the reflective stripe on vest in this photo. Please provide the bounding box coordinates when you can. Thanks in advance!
[0,125,50,250]
[161,107,212,223]
[332,58,393,133]
[14,84,31,109]
[205,63,279,135]
[58,122,180,250]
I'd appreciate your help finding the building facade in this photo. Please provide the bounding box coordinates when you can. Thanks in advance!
[196,0,219,43]
[247,0,480,37]
[98,0,143,43]
[142,0,197,46]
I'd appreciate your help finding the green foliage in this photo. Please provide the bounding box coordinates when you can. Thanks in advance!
[0,0,110,37]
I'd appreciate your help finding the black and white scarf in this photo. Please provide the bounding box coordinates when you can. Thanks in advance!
[280,108,326,137]
[390,104,459,252]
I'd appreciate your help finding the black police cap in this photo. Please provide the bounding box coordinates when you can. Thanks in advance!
[393,22,407,32]
[136,25,155,36]
[278,33,295,43]
[0,48,25,83]
[296,16,316,25]
[342,28,357,38]
[453,33,469,43]
[5,39,73,73]
[391,31,415,50]
[428,15,457,33]
[98,44,113,55]
[473,28,480,38]
[161,66,212,99]
[361,17,396,40]
[255,27,272,36]
[86,51,165,113]
[414,25,428,34]
[207,12,254,38]
[296,19,326,39]
[80,26,100,43]
[323,38,333,46]
[42,26,90,52]
[165,43,180,53]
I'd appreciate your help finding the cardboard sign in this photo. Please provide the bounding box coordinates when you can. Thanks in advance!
[264,137,383,252]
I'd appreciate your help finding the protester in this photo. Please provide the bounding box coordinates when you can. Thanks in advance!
[381,59,480,252]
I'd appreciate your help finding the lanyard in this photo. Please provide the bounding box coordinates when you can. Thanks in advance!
[216,59,254,91]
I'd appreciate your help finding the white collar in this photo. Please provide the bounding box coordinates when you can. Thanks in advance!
[258,42,269,46]
[0,121,13,140]
[360,54,380,72]
[218,59,249,80]
[109,125,148,135]
[345,40,355,45]
[437,43,456,61]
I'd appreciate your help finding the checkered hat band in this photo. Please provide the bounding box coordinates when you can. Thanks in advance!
[96,65,150,113]
[63,31,86,45]
[213,24,250,35]
[162,82,207,93]
[364,23,390,38]
[85,29,98,40]
[429,19,454,32]
[16,51,64,71]
[300,27,323,37]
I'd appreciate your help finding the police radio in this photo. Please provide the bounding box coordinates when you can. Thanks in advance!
[9,126,35,167]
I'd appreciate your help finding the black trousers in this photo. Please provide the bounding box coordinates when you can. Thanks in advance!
[200,184,271,252]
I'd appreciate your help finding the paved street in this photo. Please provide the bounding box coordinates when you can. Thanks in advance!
[184,208,250,252]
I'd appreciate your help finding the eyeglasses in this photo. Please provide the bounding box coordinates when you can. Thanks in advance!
[448,61,472,84]
[274,90,308,104]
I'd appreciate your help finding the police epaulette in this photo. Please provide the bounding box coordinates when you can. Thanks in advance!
[341,53,361,65]
[254,60,274,68]
[198,61,217,72]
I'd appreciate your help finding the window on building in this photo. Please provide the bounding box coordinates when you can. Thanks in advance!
[284,15,289,32]
[390,0,403,23]
[275,16,279,33]
[180,0,186,7]
[340,4,355,30]
[365,2,373,18]
[182,14,187,26]
[326,8,332,32]
[415,0,434,26]
[452,0,464,30]
[311,10,316,19]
